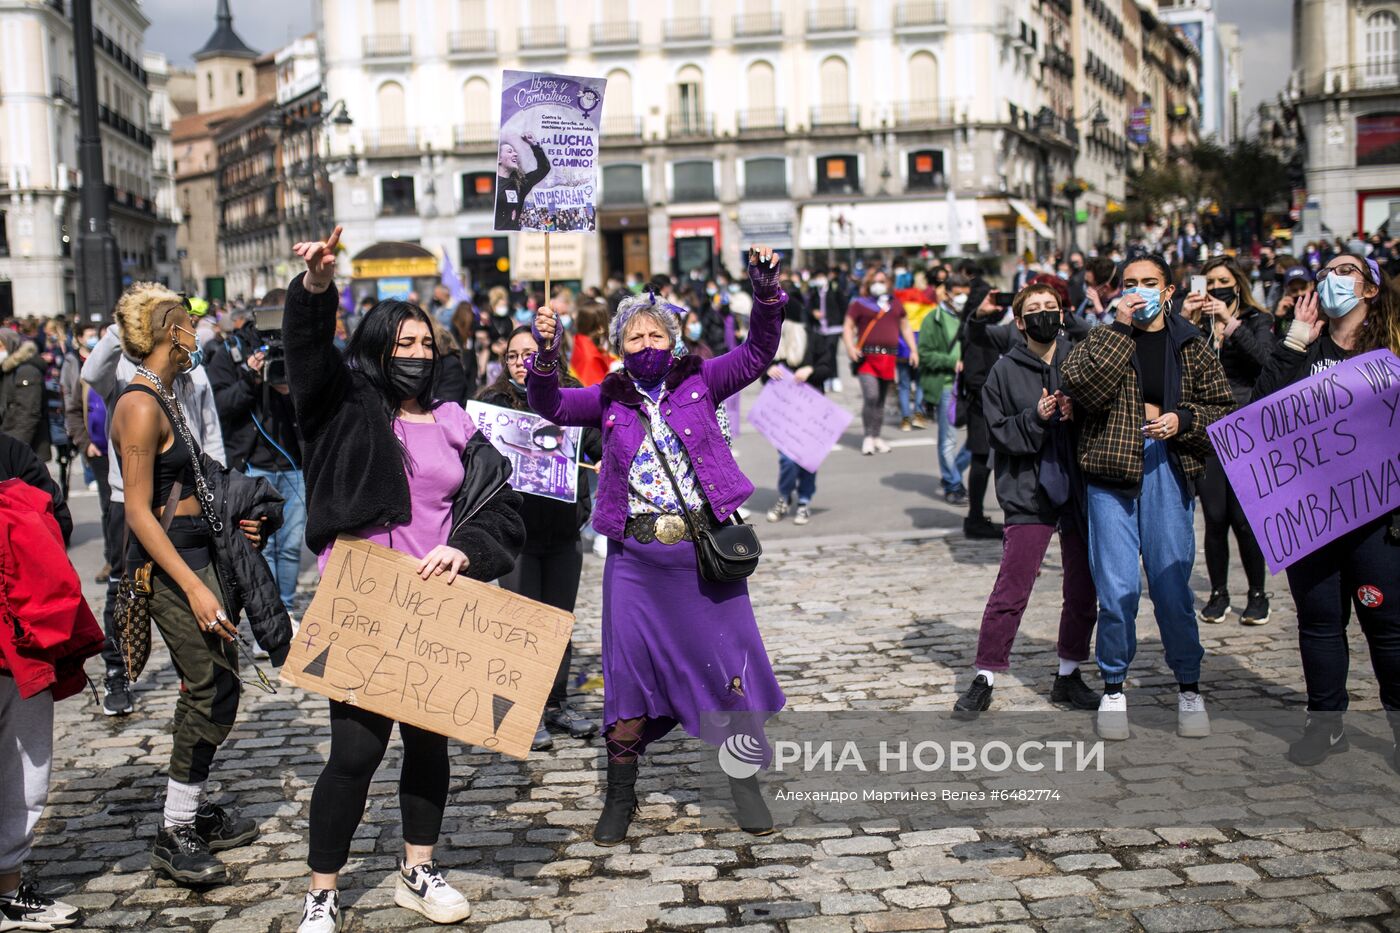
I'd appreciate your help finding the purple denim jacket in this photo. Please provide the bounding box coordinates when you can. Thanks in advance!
[527,291,786,540]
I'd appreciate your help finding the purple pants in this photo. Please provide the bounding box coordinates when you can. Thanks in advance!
[974,523,1097,672]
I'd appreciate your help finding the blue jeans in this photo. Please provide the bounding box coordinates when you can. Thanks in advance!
[935,386,970,493]
[246,466,307,612]
[777,453,816,505]
[896,361,924,420]
[1086,440,1202,686]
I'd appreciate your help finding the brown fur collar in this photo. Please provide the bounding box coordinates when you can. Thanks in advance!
[1,340,37,374]
[598,353,704,407]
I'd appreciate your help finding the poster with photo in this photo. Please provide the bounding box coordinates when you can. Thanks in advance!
[466,401,581,503]
[495,69,606,233]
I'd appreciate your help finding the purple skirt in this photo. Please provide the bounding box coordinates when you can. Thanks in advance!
[601,536,785,753]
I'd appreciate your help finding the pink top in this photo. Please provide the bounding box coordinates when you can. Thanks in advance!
[317,402,473,571]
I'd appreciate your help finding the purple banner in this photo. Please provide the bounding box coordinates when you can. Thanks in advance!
[495,69,606,234]
[1207,349,1400,574]
[466,400,581,503]
[747,369,854,474]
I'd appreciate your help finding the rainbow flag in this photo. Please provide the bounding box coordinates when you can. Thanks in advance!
[896,287,938,333]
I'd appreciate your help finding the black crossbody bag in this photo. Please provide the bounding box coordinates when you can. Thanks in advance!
[644,418,761,582]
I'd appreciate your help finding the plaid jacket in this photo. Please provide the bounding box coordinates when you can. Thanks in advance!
[1061,320,1232,487]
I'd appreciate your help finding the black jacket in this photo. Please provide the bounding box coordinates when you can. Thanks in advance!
[983,339,1081,525]
[206,328,303,472]
[1,342,49,461]
[1216,306,1277,405]
[0,433,70,544]
[200,453,292,663]
[284,275,525,579]
[763,317,838,395]
[435,353,469,407]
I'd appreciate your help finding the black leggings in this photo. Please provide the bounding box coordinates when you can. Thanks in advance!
[967,453,992,521]
[307,701,448,873]
[1198,455,1266,592]
[498,544,582,708]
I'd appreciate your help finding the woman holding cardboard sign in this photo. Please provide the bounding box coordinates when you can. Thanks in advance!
[1252,253,1400,771]
[528,246,787,847]
[283,227,525,933]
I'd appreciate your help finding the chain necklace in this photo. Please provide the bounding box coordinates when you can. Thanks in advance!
[135,366,224,532]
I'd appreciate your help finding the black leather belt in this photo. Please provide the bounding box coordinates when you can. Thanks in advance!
[625,511,712,545]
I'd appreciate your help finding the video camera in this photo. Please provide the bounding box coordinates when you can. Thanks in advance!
[251,305,287,387]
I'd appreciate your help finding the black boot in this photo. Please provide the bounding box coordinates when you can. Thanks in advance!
[151,823,227,886]
[194,801,259,852]
[729,775,774,835]
[593,760,638,846]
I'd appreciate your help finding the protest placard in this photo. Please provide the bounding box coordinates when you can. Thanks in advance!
[747,370,855,473]
[495,70,606,233]
[1207,349,1400,574]
[466,400,581,503]
[280,538,574,760]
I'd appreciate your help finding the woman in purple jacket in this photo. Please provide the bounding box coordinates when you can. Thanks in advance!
[528,246,787,846]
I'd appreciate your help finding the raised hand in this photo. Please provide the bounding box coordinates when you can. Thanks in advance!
[534,306,558,345]
[1293,289,1325,345]
[293,226,342,293]
[747,244,782,303]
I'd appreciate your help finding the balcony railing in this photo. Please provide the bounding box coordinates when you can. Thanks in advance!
[665,17,711,42]
[807,7,856,32]
[519,25,567,51]
[894,99,959,126]
[380,198,418,218]
[52,76,75,103]
[601,115,644,139]
[667,112,714,138]
[602,187,645,206]
[894,1,947,28]
[810,104,860,128]
[363,127,420,153]
[453,124,495,147]
[448,30,496,55]
[363,34,413,58]
[591,21,638,46]
[99,104,154,148]
[673,183,716,203]
[1308,59,1400,96]
[744,179,788,199]
[734,11,782,38]
[93,28,147,84]
[738,108,785,131]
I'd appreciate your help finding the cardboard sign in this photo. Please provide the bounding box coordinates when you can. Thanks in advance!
[280,538,575,759]
[747,368,854,473]
[1207,349,1400,574]
[496,70,607,232]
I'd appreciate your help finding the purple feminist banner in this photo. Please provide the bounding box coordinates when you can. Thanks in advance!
[466,401,581,504]
[1207,349,1400,574]
[495,69,606,234]
[747,369,854,474]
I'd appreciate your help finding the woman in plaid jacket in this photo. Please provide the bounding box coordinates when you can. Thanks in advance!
[1061,254,1232,742]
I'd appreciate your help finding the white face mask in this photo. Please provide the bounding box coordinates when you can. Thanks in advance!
[951,294,968,311]
[869,282,888,297]
[0,350,7,365]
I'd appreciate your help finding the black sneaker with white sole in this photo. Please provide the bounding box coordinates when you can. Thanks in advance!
[953,675,993,719]
[1288,715,1348,766]
[150,823,227,886]
[1240,590,1271,626]
[1050,670,1100,710]
[194,802,259,852]
[0,882,81,931]
[296,889,341,933]
[1198,588,1231,623]
[102,670,133,717]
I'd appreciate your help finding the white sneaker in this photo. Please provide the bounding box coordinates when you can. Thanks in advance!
[395,859,471,923]
[298,890,340,933]
[0,883,81,930]
[872,437,892,454]
[1096,691,1129,740]
[1178,691,1211,737]
[861,437,876,456]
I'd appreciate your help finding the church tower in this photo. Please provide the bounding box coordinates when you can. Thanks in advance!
[193,0,258,114]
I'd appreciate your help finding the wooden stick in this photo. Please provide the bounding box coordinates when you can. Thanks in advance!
[544,231,552,310]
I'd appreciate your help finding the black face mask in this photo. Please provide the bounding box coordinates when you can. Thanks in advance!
[1021,311,1062,344]
[1208,286,1238,307]
[388,357,433,400]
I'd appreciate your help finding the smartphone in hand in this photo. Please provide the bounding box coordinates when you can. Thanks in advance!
[1190,275,1206,295]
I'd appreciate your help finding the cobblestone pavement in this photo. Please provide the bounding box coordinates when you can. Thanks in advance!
[37,511,1400,933]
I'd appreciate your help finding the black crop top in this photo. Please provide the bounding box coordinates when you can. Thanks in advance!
[1132,327,1169,408]
[116,384,198,508]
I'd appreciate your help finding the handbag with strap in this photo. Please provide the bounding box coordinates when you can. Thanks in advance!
[113,481,182,682]
[643,418,760,583]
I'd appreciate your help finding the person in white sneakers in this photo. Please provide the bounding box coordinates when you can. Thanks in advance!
[842,268,918,456]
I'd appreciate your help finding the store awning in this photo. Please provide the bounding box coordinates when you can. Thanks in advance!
[1007,199,1056,241]
[798,200,989,250]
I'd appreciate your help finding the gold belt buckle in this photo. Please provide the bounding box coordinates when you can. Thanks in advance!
[654,514,687,545]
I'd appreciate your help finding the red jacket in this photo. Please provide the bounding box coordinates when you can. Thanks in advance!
[570,333,614,387]
[0,478,103,699]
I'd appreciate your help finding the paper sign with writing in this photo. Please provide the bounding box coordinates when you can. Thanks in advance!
[1207,349,1400,574]
[747,369,854,473]
[280,538,575,759]
[496,70,606,233]
[466,400,581,503]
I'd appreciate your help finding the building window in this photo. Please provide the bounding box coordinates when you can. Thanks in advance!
[672,161,715,202]
[206,73,213,100]
[0,210,8,257]
[1356,112,1400,165]
[380,175,416,215]
[461,171,495,209]
[1366,11,1399,85]
[906,150,945,190]
[670,65,706,135]
[236,71,245,97]
[602,164,644,205]
[744,157,786,198]
[815,154,858,195]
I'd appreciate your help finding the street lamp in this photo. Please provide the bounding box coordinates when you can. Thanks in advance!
[1039,103,1111,252]
[270,96,356,237]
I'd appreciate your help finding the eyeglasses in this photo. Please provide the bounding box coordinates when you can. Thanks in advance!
[1318,264,1365,281]
[505,351,533,363]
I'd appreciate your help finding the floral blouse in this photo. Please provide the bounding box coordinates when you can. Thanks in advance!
[628,388,712,516]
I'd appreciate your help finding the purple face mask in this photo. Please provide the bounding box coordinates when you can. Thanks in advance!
[623,346,675,385]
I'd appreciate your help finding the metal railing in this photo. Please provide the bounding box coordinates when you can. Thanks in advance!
[665,17,711,41]
[448,30,496,54]
[363,127,420,153]
[1307,60,1400,95]
[744,179,788,199]
[379,197,418,218]
[807,7,856,32]
[453,124,495,146]
[673,182,716,203]
[738,108,785,131]
[894,99,959,126]
[733,11,782,37]
[810,104,860,128]
[591,21,638,45]
[894,1,946,27]
[519,25,567,50]
[52,76,75,103]
[667,112,713,138]
[601,115,644,138]
[363,34,413,58]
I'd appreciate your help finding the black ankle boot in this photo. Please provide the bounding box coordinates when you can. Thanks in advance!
[593,760,639,846]
[729,775,774,835]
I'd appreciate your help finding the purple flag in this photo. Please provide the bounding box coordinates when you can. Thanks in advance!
[441,251,471,306]
[339,284,353,316]
[1208,349,1400,574]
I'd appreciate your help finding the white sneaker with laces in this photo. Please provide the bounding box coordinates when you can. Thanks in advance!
[297,889,340,933]
[395,859,471,923]
[873,437,892,454]
[0,883,81,930]
[861,437,875,456]
[1096,691,1129,740]
[1178,691,1211,737]
[793,504,811,526]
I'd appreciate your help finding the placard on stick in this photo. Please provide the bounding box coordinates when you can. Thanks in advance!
[280,537,574,760]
